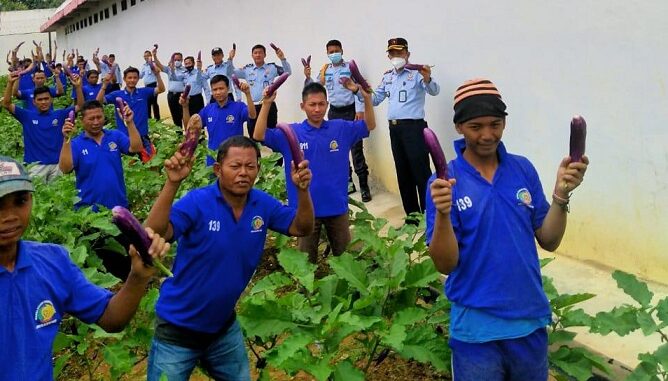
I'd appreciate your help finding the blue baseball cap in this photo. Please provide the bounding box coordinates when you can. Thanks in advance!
[0,156,34,198]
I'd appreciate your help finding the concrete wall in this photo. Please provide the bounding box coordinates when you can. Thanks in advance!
[51,0,668,284]
[0,9,57,72]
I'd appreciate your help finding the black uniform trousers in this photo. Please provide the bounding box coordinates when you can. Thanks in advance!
[167,91,183,128]
[188,93,205,116]
[247,101,278,138]
[328,104,369,180]
[388,119,432,215]
[145,82,160,120]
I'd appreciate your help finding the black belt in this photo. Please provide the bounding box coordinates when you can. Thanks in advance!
[168,91,183,95]
[154,312,237,350]
[330,103,355,112]
[389,119,425,126]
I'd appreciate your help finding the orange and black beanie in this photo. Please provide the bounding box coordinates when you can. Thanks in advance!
[453,78,507,124]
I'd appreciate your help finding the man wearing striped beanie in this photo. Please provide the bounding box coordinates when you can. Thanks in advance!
[424,78,589,380]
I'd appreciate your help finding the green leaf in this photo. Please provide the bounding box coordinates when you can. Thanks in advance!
[654,343,668,370]
[560,308,594,328]
[636,310,658,336]
[338,311,382,331]
[103,343,136,381]
[381,322,407,351]
[82,267,121,288]
[237,300,297,340]
[397,325,450,372]
[551,293,596,310]
[404,260,440,288]
[69,246,88,266]
[332,360,365,381]
[548,329,576,345]
[278,248,316,293]
[655,297,668,323]
[394,307,430,326]
[302,356,334,381]
[265,333,314,367]
[387,246,408,289]
[540,257,555,268]
[626,360,660,381]
[329,253,369,294]
[542,275,559,300]
[592,306,640,336]
[250,272,292,295]
[612,270,653,307]
[53,353,71,379]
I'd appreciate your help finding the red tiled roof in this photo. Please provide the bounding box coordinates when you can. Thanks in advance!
[40,0,89,32]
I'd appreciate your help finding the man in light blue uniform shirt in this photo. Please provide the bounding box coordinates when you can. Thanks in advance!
[372,37,440,220]
[183,55,207,115]
[203,47,238,103]
[305,39,372,202]
[235,43,292,137]
[154,51,187,129]
[94,53,122,93]
[140,48,161,120]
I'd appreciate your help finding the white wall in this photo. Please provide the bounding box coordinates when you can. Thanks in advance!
[0,9,57,72]
[52,0,668,283]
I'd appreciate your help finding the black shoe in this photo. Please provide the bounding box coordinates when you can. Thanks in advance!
[361,187,372,202]
[348,181,357,195]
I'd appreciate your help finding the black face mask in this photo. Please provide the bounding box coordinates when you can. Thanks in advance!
[185,66,194,72]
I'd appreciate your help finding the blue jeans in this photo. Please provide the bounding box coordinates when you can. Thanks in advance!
[147,320,250,381]
[450,328,548,381]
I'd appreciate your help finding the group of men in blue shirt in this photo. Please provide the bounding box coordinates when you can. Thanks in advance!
[2,36,592,381]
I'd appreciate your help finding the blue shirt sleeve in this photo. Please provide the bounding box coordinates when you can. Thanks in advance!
[71,137,81,169]
[170,191,201,241]
[349,119,369,145]
[112,130,131,154]
[13,106,29,126]
[522,158,550,230]
[59,247,113,324]
[262,127,284,152]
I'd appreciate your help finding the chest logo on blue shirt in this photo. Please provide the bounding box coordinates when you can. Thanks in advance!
[32,120,39,125]
[251,215,264,233]
[329,140,339,152]
[226,115,235,124]
[516,188,534,208]
[35,300,58,329]
[52,119,59,126]
[108,142,118,152]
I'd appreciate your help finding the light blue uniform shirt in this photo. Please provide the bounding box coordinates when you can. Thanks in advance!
[139,62,157,85]
[372,67,439,120]
[184,68,206,96]
[307,60,364,112]
[100,62,123,87]
[235,59,292,103]
[163,66,186,92]
[203,60,239,100]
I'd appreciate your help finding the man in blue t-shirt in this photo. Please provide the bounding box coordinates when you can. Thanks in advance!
[58,100,142,210]
[143,135,314,380]
[253,82,376,263]
[14,68,64,111]
[0,155,170,381]
[180,74,257,165]
[425,78,589,380]
[97,65,165,163]
[71,70,103,102]
[2,72,85,183]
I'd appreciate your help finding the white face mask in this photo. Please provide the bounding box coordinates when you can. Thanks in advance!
[174,60,183,68]
[390,57,406,70]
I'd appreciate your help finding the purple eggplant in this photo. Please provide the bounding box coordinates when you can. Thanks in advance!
[270,43,279,52]
[153,43,159,49]
[178,114,202,158]
[569,115,587,163]
[68,110,76,124]
[233,43,236,50]
[32,40,39,47]
[197,50,201,62]
[148,60,156,72]
[15,41,25,51]
[231,74,241,89]
[265,72,290,97]
[276,123,303,166]
[115,97,126,113]
[111,206,173,277]
[182,84,191,99]
[63,66,74,79]
[423,128,448,179]
[301,58,308,67]
[348,60,372,92]
[307,55,311,66]
[404,63,425,71]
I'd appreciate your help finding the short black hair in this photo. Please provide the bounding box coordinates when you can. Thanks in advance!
[123,66,139,77]
[144,50,151,55]
[55,63,63,68]
[184,56,194,64]
[302,82,328,101]
[86,69,99,77]
[326,39,342,49]
[216,136,261,163]
[109,54,116,58]
[81,100,104,115]
[33,69,44,75]
[251,44,266,54]
[33,86,52,98]
[210,74,229,87]
[173,52,183,59]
